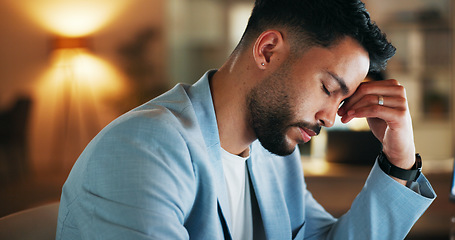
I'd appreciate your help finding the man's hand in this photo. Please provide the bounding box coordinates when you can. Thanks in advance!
[337,79,416,185]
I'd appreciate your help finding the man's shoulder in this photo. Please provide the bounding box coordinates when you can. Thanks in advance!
[73,88,201,184]
[107,83,197,135]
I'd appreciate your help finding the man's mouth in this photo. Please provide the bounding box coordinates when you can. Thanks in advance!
[298,127,318,143]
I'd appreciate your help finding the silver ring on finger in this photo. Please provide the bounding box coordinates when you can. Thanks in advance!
[378,95,384,106]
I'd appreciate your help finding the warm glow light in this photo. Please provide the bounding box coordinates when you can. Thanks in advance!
[333,114,370,131]
[302,158,331,176]
[43,48,126,96]
[9,0,130,37]
[30,48,129,171]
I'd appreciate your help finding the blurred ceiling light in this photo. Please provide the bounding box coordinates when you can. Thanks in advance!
[9,0,130,37]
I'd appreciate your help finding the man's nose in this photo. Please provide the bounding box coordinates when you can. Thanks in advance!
[315,104,338,128]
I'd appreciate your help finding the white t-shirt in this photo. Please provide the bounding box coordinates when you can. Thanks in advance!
[221,148,253,240]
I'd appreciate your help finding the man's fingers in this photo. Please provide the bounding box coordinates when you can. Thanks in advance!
[339,94,407,118]
[338,79,406,116]
[341,104,407,128]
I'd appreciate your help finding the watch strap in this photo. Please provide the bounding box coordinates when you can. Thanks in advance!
[377,151,422,182]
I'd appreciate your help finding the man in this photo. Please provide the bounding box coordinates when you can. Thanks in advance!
[56,0,436,239]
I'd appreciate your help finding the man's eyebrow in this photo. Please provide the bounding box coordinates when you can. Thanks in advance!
[327,71,350,96]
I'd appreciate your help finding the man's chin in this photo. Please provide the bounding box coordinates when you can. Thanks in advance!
[259,139,297,157]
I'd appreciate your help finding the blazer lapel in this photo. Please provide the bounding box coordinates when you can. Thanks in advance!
[248,142,292,239]
[187,71,233,238]
[207,144,233,237]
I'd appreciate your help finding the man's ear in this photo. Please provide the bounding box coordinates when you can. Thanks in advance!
[253,30,287,70]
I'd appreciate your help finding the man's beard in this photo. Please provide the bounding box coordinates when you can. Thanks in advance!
[246,64,320,156]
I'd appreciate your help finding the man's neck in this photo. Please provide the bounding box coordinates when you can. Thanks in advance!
[210,55,259,157]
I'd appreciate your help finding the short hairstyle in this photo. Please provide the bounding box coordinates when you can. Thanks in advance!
[238,0,396,72]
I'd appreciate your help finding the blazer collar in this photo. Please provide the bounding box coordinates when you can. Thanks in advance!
[186,70,233,236]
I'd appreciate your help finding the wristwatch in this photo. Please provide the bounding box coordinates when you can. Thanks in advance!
[377,151,422,182]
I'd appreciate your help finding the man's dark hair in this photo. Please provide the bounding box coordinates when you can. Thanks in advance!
[238,0,396,72]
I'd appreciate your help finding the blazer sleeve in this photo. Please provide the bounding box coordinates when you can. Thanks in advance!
[57,112,197,240]
[303,160,436,240]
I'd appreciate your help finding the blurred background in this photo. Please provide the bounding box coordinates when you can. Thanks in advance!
[0,0,453,239]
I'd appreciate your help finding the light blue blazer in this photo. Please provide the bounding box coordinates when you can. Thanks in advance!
[56,70,435,240]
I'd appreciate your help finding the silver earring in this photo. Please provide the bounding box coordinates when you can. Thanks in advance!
[261,63,265,66]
